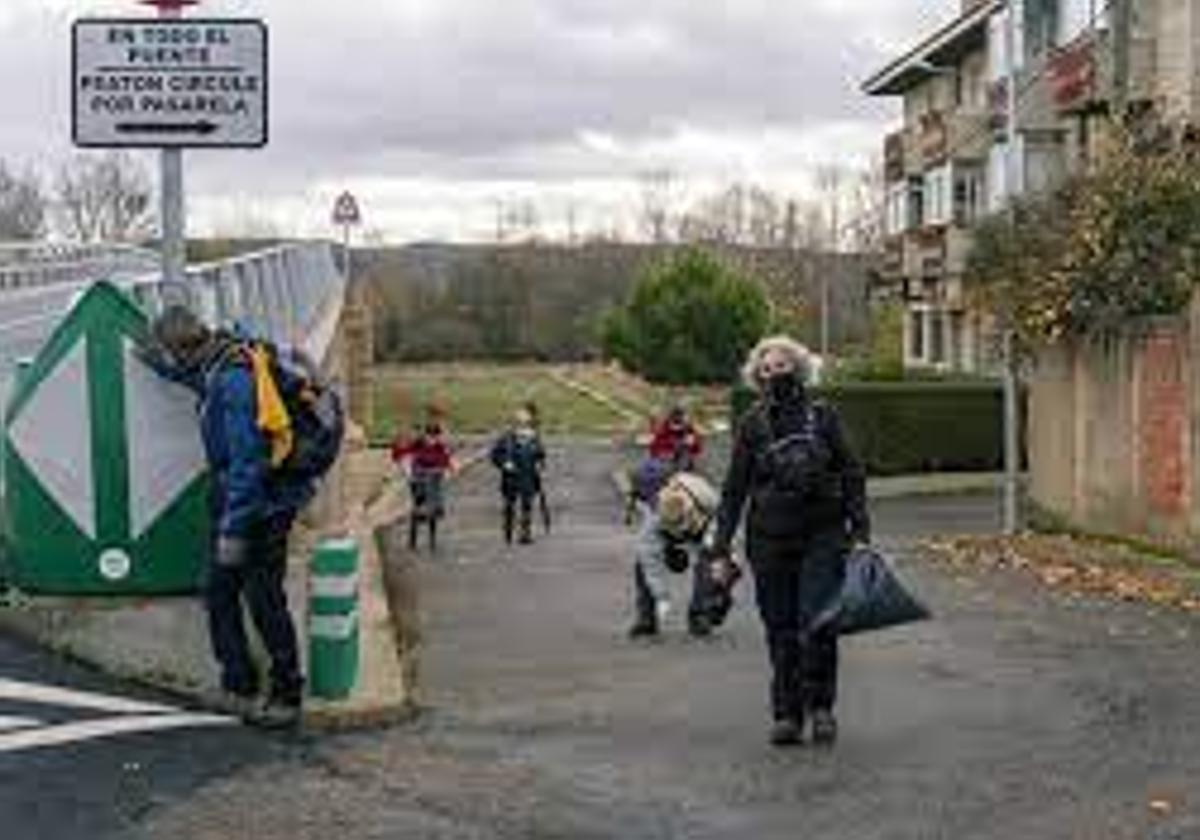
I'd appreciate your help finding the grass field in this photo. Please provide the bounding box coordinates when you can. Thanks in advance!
[557,365,731,430]
[370,364,631,440]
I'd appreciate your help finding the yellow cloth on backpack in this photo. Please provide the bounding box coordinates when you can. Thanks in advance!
[248,344,294,467]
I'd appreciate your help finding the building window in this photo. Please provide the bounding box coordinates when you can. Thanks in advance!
[988,139,1026,211]
[1025,0,1060,61]
[886,183,909,235]
[910,309,927,362]
[953,167,985,226]
[960,61,986,111]
[1060,0,1097,45]
[908,176,926,230]
[925,165,952,226]
[931,310,948,365]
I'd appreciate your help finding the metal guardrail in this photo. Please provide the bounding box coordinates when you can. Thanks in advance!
[0,241,347,410]
[127,243,346,360]
[0,243,161,291]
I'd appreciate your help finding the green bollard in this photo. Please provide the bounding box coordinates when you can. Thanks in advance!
[309,538,360,700]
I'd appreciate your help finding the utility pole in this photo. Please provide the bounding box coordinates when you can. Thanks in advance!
[1002,0,1022,536]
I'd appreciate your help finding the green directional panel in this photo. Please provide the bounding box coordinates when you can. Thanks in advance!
[5,281,210,596]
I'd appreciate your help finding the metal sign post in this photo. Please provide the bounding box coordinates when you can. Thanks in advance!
[157,2,187,290]
[332,192,362,281]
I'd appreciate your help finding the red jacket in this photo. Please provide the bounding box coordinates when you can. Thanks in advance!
[392,434,453,472]
[648,420,703,464]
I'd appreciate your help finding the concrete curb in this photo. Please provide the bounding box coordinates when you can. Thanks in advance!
[612,468,1008,503]
[867,473,1008,500]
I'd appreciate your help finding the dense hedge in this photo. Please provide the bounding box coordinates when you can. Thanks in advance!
[731,382,1018,476]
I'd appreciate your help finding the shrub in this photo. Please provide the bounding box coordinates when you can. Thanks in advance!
[602,249,771,385]
[966,120,1200,347]
[730,382,1016,476]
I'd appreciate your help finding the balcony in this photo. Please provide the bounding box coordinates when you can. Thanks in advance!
[881,235,905,278]
[944,110,990,163]
[914,109,991,168]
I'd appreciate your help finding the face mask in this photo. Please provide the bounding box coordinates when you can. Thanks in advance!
[766,371,802,403]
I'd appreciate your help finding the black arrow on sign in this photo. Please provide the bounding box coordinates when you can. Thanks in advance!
[115,121,220,136]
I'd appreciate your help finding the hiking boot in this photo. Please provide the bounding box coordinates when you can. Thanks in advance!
[627,617,659,639]
[214,691,260,723]
[811,710,837,747]
[253,699,302,731]
[769,719,803,747]
[688,612,712,638]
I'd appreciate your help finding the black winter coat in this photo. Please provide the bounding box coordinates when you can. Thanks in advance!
[712,395,869,559]
[491,431,545,498]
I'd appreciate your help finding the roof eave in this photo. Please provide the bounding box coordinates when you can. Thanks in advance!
[861,0,1001,97]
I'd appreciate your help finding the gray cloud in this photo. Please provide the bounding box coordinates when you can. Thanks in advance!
[0,0,956,236]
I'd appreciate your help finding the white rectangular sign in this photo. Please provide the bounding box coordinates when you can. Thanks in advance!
[72,18,268,148]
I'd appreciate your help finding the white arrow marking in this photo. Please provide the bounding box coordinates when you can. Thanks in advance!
[0,714,232,754]
[0,677,177,715]
[0,716,41,732]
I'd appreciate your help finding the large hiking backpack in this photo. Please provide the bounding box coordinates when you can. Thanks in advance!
[757,402,836,496]
[245,340,345,485]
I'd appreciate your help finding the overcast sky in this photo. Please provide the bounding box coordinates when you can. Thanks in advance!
[0,0,957,243]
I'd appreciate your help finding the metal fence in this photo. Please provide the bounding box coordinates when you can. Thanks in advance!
[0,241,347,410]
[0,243,161,291]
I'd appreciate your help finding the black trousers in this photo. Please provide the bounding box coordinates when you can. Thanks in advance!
[503,492,535,542]
[750,527,847,721]
[207,514,303,704]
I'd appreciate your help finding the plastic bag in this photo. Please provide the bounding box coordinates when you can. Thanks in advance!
[812,545,931,636]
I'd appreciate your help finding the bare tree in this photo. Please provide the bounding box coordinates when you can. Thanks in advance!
[844,161,885,254]
[638,169,677,244]
[57,151,154,244]
[745,186,786,247]
[674,183,793,248]
[0,161,47,241]
[816,163,846,253]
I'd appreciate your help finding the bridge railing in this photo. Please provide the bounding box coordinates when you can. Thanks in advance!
[0,243,161,292]
[127,242,346,362]
[0,241,346,410]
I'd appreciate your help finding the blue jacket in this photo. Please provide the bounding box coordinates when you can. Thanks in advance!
[151,340,312,538]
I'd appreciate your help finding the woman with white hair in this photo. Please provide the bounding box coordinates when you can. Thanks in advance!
[709,335,870,747]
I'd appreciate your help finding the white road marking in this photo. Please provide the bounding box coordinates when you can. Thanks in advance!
[0,677,177,715]
[0,716,41,732]
[0,713,232,754]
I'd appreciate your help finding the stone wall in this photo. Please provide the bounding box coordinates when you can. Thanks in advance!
[1028,300,1200,545]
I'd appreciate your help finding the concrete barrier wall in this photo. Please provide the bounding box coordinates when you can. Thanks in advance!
[1029,307,1198,544]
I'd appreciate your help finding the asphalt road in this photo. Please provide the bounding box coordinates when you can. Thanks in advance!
[5,440,1200,839]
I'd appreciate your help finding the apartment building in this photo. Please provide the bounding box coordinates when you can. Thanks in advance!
[862,0,1117,373]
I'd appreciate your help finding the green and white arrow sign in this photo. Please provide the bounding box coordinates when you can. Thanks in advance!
[4,282,210,595]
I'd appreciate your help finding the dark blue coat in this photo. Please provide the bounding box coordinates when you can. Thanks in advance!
[490,431,545,499]
[153,341,313,538]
